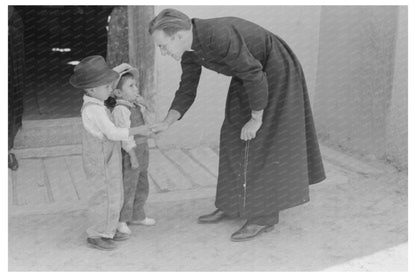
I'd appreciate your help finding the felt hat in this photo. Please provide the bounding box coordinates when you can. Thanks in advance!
[69,55,119,89]
[112,63,140,89]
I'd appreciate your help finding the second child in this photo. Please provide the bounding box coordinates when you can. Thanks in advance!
[112,63,156,235]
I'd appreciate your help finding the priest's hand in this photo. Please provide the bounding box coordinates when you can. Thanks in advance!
[241,118,262,141]
[150,121,170,134]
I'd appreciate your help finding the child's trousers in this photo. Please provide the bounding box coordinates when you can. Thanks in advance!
[82,129,123,239]
[119,142,149,222]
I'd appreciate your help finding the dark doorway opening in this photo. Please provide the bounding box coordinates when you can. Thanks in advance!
[15,6,114,120]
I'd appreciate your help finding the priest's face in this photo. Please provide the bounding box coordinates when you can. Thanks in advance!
[152,30,185,61]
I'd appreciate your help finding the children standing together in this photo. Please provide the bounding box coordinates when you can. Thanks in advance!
[69,55,155,251]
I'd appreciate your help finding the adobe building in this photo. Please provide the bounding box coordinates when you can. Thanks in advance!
[9,6,407,169]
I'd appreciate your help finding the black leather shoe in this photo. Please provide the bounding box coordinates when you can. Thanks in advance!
[230,222,274,242]
[197,209,230,224]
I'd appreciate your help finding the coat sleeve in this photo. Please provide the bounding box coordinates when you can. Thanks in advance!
[112,105,136,152]
[169,51,202,120]
[208,24,268,111]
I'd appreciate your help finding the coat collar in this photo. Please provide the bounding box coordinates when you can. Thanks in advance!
[190,18,205,54]
[189,18,217,59]
[190,18,199,51]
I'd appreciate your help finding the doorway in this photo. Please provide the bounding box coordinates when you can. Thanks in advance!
[15,6,114,120]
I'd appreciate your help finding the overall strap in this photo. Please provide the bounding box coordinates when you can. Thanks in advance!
[81,101,114,122]
[80,101,102,114]
[115,103,132,110]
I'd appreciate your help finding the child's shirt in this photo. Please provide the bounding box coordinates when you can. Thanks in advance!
[81,95,129,141]
[112,99,137,152]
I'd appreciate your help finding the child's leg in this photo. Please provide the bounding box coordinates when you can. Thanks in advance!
[86,142,124,238]
[132,144,150,221]
[86,172,123,238]
[119,150,140,223]
[86,174,114,239]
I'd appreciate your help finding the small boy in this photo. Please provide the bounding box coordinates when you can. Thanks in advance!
[111,63,156,235]
[69,56,153,251]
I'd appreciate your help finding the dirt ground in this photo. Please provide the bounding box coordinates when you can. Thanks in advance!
[8,157,407,271]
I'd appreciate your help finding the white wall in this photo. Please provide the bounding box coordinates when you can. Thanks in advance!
[153,6,321,149]
[313,6,400,159]
[150,6,407,169]
[385,6,408,168]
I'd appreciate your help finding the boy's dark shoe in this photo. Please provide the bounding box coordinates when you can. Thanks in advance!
[230,222,274,242]
[87,237,117,251]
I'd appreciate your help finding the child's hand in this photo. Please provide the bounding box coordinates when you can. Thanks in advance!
[127,149,139,169]
[134,95,152,111]
[131,125,155,137]
[134,95,145,105]
[130,156,140,169]
[150,121,170,134]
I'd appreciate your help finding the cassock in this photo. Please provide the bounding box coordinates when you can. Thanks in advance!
[170,17,326,219]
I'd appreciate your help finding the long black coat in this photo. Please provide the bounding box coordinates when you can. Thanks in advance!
[170,17,326,218]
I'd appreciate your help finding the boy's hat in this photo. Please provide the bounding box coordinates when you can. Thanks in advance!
[69,55,119,89]
[112,63,140,89]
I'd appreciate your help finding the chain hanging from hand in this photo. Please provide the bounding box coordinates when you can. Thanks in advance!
[242,140,250,209]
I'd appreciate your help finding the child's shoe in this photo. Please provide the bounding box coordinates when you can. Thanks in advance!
[111,231,130,241]
[87,237,117,251]
[102,231,130,242]
[129,217,156,226]
[117,222,132,235]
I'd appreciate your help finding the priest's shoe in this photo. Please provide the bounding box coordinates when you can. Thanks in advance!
[197,209,230,224]
[230,222,274,242]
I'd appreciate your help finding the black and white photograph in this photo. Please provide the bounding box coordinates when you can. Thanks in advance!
[5,2,409,272]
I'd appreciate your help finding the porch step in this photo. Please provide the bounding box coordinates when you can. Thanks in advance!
[9,146,220,216]
[14,117,83,149]
[13,144,82,159]
[12,117,158,159]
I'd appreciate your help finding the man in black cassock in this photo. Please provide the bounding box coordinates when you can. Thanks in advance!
[149,8,326,242]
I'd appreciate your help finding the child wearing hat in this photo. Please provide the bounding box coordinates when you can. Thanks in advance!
[69,56,154,251]
[111,63,156,235]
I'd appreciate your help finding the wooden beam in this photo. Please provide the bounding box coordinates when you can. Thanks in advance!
[107,6,129,68]
[107,6,156,122]
[128,6,157,123]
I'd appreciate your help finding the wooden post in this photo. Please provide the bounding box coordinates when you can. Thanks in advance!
[107,6,156,123]
[107,6,129,68]
[127,6,156,122]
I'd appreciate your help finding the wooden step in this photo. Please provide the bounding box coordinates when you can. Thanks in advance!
[13,144,82,159]
[13,117,83,149]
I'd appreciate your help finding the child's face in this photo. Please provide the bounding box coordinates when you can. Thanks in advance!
[119,77,140,102]
[87,83,113,101]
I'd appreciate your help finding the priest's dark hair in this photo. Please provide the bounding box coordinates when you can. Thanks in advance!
[148,8,191,36]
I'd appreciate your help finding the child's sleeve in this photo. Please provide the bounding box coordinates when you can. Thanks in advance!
[85,105,129,141]
[113,106,137,152]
